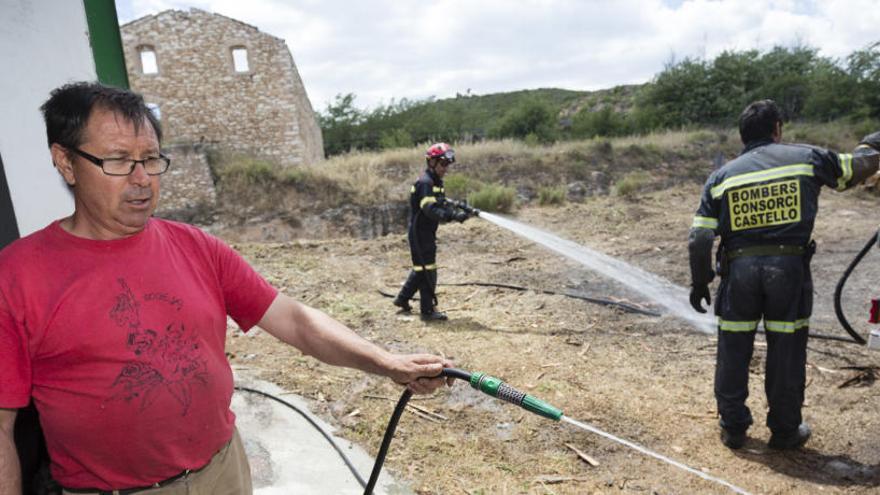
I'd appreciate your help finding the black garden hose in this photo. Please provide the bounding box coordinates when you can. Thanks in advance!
[833,230,879,345]
[363,368,472,494]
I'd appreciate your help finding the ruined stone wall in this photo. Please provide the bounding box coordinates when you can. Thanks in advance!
[121,9,324,169]
[154,143,216,222]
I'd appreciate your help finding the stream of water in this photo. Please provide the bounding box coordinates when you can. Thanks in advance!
[560,416,751,494]
[478,212,717,333]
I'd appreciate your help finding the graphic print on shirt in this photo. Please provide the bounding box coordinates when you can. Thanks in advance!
[106,278,208,415]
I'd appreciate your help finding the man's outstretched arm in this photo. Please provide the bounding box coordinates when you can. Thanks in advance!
[0,408,20,495]
[257,294,452,394]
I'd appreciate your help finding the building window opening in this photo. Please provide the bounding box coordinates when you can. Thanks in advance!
[146,103,161,120]
[139,46,158,74]
[231,47,249,73]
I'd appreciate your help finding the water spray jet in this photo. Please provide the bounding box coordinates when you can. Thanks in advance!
[477,212,716,333]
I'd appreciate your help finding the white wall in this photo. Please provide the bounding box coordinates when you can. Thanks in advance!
[0,0,96,235]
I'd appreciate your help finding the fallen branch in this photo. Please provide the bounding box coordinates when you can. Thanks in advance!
[837,366,878,389]
[565,443,600,467]
[533,475,592,484]
[407,408,441,423]
[678,411,717,419]
[406,403,448,421]
[363,394,447,420]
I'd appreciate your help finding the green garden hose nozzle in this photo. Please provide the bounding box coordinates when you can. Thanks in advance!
[469,371,563,421]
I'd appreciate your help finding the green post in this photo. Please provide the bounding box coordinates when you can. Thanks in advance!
[83,0,129,88]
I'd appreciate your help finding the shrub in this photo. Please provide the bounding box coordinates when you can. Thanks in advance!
[279,168,345,198]
[468,183,516,213]
[537,186,566,206]
[378,128,412,149]
[570,106,631,138]
[491,98,558,143]
[850,119,880,146]
[444,174,483,200]
[614,171,652,198]
[218,158,276,185]
[688,130,717,145]
[591,139,614,158]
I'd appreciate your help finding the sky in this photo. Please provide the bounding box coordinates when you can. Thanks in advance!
[116,0,880,112]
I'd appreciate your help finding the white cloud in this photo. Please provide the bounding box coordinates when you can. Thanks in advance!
[118,0,880,110]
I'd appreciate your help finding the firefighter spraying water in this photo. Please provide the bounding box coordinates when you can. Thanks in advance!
[392,143,479,321]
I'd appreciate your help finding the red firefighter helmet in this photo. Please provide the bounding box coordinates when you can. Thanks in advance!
[425,142,455,163]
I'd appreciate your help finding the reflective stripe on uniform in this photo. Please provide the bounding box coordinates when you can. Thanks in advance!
[432,186,444,193]
[764,318,809,333]
[420,196,437,209]
[692,216,718,230]
[710,164,814,199]
[836,153,853,191]
[412,264,437,271]
[718,318,759,332]
[410,185,416,193]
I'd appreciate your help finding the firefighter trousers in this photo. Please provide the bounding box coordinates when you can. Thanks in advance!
[396,230,438,315]
[397,268,438,315]
[714,254,811,437]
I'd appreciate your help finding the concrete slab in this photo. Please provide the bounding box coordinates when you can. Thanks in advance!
[232,369,413,495]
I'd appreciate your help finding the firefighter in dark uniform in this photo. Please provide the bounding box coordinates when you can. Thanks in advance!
[688,100,880,450]
[394,143,471,321]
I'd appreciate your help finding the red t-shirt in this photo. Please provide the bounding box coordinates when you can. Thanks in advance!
[0,219,277,489]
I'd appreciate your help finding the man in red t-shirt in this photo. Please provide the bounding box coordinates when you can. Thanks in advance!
[0,82,452,495]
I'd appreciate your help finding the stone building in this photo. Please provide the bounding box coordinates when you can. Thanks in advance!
[121,9,323,169]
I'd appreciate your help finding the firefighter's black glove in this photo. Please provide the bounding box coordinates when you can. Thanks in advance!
[859,131,880,151]
[453,210,469,223]
[689,284,711,313]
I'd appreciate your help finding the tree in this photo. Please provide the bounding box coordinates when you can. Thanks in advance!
[802,59,856,121]
[847,41,880,118]
[318,93,364,156]
[756,45,817,119]
[491,98,558,143]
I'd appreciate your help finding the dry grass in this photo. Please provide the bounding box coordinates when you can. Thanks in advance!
[226,187,880,494]
[209,121,867,229]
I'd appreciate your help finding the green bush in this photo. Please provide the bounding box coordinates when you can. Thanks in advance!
[570,107,631,138]
[523,132,542,146]
[850,118,880,143]
[491,98,558,143]
[468,183,516,213]
[591,139,614,157]
[378,128,412,149]
[219,158,276,185]
[537,186,566,206]
[280,168,308,184]
[614,171,652,198]
[444,174,483,200]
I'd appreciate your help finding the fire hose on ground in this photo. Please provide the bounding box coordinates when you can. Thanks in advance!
[834,228,880,347]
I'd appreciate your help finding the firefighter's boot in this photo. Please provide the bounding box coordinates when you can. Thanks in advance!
[420,311,448,322]
[392,297,412,313]
[768,423,811,450]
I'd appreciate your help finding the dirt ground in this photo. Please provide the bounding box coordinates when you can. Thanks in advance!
[223,185,880,495]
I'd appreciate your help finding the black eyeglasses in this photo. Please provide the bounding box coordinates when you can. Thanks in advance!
[69,147,171,176]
